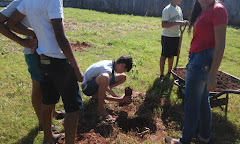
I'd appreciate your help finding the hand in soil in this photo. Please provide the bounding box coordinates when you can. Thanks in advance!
[120,95,132,103]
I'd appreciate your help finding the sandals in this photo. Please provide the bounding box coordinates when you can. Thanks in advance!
[52,125,58,132]
[159,75,165,81]
[52,133,65,144]
[38,125,58,132]
[100,114,116,124]
[55,110,65,120]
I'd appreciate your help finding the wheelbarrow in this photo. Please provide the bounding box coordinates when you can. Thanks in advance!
[171,67,240,118]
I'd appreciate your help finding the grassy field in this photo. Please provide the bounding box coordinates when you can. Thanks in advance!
[0,8,240,143]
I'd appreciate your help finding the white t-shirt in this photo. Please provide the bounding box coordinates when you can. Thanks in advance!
[17,0,66,59]
[162,4,183,37]
[81,60,113,87]
[0,0,33,54]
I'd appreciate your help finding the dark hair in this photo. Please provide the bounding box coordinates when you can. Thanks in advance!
[188,0,216,34]
[116,55,133,72]
[188,1,202,34]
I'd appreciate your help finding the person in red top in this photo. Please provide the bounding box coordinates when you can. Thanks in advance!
[165,0,228,144]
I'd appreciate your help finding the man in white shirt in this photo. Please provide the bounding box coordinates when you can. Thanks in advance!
[0,0,65,132]
[81,55,133,123]
[7,0,84,143]
[160,0,188,81]
[0,0,43,130]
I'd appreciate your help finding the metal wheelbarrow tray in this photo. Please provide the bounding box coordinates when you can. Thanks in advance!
[171,67,240,117]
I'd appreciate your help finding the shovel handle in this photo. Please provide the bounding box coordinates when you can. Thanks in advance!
[175,25,187,69]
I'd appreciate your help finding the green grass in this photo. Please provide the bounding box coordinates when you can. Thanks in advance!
[0,7,240,143]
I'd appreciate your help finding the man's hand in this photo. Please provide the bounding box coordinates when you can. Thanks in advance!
[206,74,217,92]
[74,67,84,82]
[177,20,189,26]
[120,95,132,103]
[183,20,189,26]
[20,38,38,49]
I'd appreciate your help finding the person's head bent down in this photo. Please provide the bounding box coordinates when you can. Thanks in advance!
[114,55,133,73]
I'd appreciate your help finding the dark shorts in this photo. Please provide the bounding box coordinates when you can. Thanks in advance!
[39,55,83,113]
[161,36,179,58]
[82,75,116,96]
[25,53,41,82]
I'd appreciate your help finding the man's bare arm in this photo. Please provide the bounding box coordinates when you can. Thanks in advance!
[162,20,188,28]
[51,18,83,82]
[6,10,36,37]
[0,13,36,48]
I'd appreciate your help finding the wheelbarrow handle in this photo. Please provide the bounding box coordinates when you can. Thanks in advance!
[210,90,240,99]
[180,25,187,36]
[174,79,185,89]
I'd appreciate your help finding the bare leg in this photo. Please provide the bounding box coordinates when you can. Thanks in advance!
[110,73,126,88]
[42,104,55,143]
[52,105,56,117]
[160,56,166,76]
[64,110,80,144]
[31,80,43,129]
[93,73,131,104]
[95,73,109,117]
[168,56,174,73]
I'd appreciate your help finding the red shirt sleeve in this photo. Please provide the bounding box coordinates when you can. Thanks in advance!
[212,4,228,26]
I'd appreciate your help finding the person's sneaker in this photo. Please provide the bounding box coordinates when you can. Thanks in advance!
[159,75,164,81]
[165,136,179,144]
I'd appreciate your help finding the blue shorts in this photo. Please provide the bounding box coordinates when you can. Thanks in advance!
[82,75,116,96]
[24,53,41,82]
[39,55,83,113]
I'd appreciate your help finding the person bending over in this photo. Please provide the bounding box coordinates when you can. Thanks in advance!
[81,55,133,123]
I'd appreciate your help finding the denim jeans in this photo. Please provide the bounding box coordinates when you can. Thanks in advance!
[180,49,214,144]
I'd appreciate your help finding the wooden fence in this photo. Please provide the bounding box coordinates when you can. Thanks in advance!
[63,0,194,18]
[63,0,240,24]
[1,0,240,24]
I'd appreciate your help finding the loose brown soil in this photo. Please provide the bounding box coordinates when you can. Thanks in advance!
[172,68,240,92]
[57,88,168,144]
[71,41,91,52]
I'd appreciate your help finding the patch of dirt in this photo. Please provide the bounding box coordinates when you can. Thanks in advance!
[71,41,91,52]
[57,88,168,143]
[75,130,109,144]
[172,67,240,92]
[64,19,80,31]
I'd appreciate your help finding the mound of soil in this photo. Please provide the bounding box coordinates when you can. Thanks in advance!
[172,68,240,92]
[71,41,91,52]
[58,87,168,143]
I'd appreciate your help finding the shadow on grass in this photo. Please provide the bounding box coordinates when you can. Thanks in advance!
[14,127,39,144]
[130,74,176,133]
[154,75,240,143]
[210,112,240,144]
[146,74,185,132]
